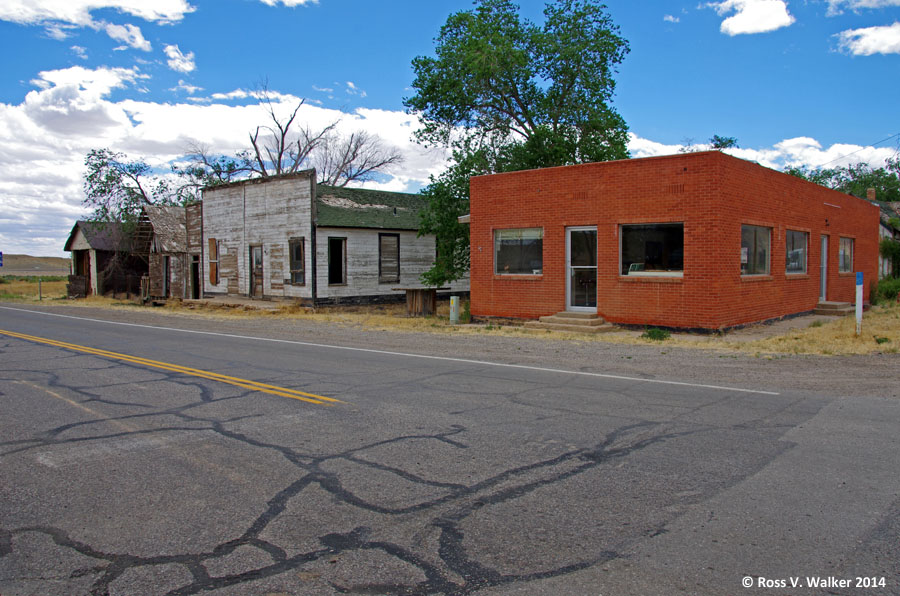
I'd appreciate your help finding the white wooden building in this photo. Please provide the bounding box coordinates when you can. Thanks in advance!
[200,170,468,303]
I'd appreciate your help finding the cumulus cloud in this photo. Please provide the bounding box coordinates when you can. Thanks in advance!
[170,80,203,94]
[664,14,681,23]
[707,0,796,35]
[826,0,900,16]
[71,45,88,59]
[0,1,195,27]
[837,21,900,54]
[163,44,195,73]
[103,22,151,51]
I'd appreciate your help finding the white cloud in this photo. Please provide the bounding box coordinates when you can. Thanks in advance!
[837,21,900,54]
[71,45,88,59]
[707,0,796,35]
[163,44,195,73]
[826,0,900,16]
[257,0,318,6]
[664,14,681,23]
[0,1,195,27]
[170,80,203,94]
[103,22,151,51]
[627,133,898,171]
[345,81,367,98]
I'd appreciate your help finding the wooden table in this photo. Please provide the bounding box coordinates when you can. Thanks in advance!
[392,287,449,316]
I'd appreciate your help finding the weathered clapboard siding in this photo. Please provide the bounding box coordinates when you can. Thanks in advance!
[201,171,315,299]
[316,228,469,299]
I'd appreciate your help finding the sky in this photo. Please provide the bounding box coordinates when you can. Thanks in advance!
[0,0,898,258]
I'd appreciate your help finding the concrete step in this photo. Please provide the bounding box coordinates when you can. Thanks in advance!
[538,314,607,326]
[813,301,854,316]
[549,311,602,320]
[524,321,617,334]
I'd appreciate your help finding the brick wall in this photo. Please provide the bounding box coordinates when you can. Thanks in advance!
[469,151,880,330]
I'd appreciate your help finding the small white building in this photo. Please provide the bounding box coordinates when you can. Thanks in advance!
[200,170,468,303]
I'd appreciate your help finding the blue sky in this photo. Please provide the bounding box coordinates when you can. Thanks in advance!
[1,0,898,257]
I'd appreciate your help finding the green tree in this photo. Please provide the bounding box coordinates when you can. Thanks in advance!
[709,135,738,149]
[83,148,188,227]
[406,0,631,285]
[787,156,900,203]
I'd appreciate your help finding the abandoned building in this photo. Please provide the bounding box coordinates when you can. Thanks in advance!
[133,204,203,300]
[64,220,144,297]
[467,151,880,330]
[200,170,468,303]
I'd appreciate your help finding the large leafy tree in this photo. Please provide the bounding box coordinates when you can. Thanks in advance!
[786,156,900,203]
[405,0,631,285]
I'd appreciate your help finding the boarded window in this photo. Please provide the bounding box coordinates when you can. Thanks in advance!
[379,233,400,283]
[208,238,219,285]
[289,238,305,285]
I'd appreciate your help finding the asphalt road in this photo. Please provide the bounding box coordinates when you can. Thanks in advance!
[0,304,898,596]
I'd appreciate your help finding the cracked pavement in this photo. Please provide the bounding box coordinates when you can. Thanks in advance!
[1,304,899,595]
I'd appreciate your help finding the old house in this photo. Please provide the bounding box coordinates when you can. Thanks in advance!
[468,151,879,330]
[871,199,900,279]
[64,221,143,297]
[133,205,203,300]
[201,170,467,303]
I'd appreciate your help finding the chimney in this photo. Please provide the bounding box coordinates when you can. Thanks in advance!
[867,187,876,201]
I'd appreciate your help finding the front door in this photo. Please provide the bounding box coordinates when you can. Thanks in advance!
[566,227,597,311]
[820,235,828,301]
[249,245,263,297]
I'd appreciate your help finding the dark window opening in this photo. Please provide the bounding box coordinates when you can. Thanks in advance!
[328,237,346,285]
[621,223,684,275]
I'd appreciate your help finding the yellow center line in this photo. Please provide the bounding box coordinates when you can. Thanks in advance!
[0,329,342,406]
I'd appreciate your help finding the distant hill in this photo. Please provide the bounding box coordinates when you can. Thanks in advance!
[2,254,71,275]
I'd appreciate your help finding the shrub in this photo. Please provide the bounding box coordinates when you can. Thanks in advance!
[876,277,900,301]
[641,327,670,341]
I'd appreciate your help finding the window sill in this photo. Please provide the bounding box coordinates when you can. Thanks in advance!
[493,274,543,281]
[741,275,773,282]
[785,273,809,280]
[619,275,682,283]
[838,271,855,277]
[328,283,347,287]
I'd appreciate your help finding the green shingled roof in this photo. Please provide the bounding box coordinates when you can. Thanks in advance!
[315,185,426,230]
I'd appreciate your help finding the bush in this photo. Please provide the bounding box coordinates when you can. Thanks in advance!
[876,277,900,301]
[641,327,671,341]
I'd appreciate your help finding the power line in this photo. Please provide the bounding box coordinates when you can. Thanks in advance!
[815,131,900,168]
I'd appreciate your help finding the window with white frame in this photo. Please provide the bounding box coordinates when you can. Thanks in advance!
[741,225,770,275]
[495,228,543,275]
[785,230,808,274]
[839,237,854,273]
[621,223,684,276]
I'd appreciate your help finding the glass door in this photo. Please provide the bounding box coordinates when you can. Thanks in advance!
[566,227,597,311]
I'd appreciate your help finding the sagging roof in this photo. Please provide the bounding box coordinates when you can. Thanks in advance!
[140,205,187,253]
[63,221,132,252]
[315,184,426,231]
[872,200,900,231]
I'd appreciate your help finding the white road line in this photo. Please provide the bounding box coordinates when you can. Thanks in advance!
[0,306,780,395]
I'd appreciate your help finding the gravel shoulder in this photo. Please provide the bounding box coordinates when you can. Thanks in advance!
[3,301,897,399]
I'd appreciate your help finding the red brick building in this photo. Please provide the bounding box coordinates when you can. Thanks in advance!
[468,151,879,330]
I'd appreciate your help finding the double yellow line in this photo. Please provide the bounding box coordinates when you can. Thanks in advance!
[0,329,342,406]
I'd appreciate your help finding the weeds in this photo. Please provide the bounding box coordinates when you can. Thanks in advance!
[641,327,671,341]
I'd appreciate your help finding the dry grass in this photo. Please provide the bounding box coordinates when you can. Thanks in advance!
[20,293,900,357]
[730,305,900,356]
[0,278,67,301]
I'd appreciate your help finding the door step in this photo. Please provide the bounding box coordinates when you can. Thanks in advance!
[813,301,855,316]
[524,312,615,334]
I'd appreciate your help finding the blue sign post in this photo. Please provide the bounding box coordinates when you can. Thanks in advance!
[855,272,863,336]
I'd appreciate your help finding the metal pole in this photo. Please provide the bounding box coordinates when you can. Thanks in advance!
[450,295,459,324]
[855,272,862,336]
[38,278,42,301]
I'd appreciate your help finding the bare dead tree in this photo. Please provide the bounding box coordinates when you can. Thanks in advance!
[240,86,336,177]
[314,130,404,187]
